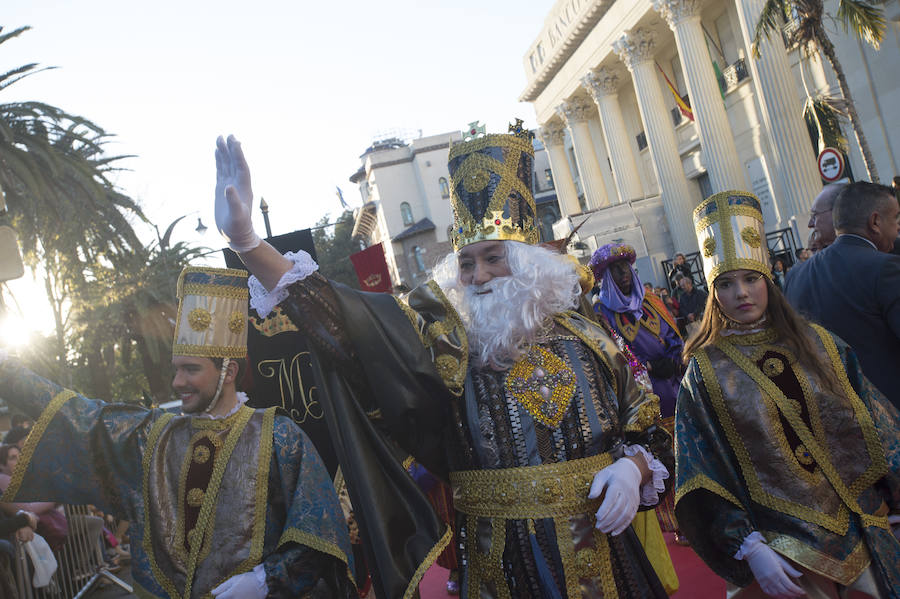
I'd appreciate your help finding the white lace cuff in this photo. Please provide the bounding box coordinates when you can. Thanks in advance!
[734,531,766,560]
[248,250,319,318]
[624,444,669,506]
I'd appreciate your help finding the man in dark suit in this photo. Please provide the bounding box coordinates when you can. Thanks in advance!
[784,181,900,409]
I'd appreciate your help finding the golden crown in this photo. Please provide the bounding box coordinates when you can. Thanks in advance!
[693,190,771,287]
[447,120,538,251]
[173,266,249,359]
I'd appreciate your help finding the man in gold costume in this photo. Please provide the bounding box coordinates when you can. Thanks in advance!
[214,124,673,598]
[0,267,355,598]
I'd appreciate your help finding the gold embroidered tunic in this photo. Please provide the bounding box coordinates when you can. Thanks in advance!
[277,275,674,599]
[674,325,900,594]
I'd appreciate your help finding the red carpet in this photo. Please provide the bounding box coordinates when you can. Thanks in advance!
[418,532,726,598]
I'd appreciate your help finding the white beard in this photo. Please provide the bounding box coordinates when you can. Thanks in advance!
[437,243,581,369]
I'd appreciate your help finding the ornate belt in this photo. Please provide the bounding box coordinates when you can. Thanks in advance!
[449,451,614,520]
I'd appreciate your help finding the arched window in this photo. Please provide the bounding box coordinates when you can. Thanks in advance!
[400,202,414,226]
[439,177,450,199]
[412,246,426,272]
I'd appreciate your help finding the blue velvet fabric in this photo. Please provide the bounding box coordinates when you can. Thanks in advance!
[0,359,353,598]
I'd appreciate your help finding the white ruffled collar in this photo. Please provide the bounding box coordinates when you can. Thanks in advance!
[190,391,249,419]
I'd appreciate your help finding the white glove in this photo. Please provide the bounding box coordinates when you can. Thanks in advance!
[590,457,642,536]
[740,535,804,599]
[215,134,261,253]
[211,569,267,599]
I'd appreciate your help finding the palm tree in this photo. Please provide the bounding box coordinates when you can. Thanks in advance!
[0,25,147,368]
[752,0,886,182]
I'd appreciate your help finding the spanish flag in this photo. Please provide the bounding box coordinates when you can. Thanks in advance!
[656,62,694,122]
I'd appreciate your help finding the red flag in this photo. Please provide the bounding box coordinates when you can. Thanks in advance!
[656,62,694,122]
[349,243,393,293]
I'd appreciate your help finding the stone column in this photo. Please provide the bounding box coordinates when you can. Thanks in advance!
[734,0,822,225]
[614,28,698,251]
[538,122,582,217]
[654,0,746,192]
[583,68,645,203]
[556,97,610,209]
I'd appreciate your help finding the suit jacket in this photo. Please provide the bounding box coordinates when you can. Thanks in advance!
[784,234,900,408]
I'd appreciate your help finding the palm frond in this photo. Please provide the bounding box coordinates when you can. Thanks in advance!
[837,0,886,48]
[753,0,790,57]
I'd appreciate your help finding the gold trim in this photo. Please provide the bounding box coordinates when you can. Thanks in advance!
[1,389,76,502]
[675,473,744,509]
[142,412,179,599]
[625,395,660,434]
[278,527,357,588]
[556,516,580,599]
[229,407,276,587]
[448,133,534,159]
[765,533,870,586]
[694,349,851,534]
[402,455,415,471]
[182,406,255,599]
[553,312,618,397]
[179,282,249,301]
[466,516,511,599]
[402,525,453,599]
[714,340,890,531]
[450,452,613,519]
[812,324,889,500]
[172,343,247,359]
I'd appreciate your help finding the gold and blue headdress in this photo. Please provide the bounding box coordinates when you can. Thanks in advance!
[693,190,771,287]
[173,266,249,359]
[448,119,537,250]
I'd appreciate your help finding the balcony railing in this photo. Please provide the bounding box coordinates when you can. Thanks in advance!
[722,58,750,91]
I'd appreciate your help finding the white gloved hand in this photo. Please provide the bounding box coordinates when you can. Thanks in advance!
[215,134,261,253]
[590,457,642,536]
[741,537,804,599]
[211,570,267,599]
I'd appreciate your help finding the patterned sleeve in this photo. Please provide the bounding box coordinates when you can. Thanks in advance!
[674,357,756,585]
[0,359,159,519]
[835,336,900,512]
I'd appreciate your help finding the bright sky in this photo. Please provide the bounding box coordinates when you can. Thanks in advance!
[1,0,553,340]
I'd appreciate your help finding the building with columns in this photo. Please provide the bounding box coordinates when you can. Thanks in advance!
[350,130,562,289]
[522,0,900,286]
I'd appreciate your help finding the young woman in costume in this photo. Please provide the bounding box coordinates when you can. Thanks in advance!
[674,190,900,599]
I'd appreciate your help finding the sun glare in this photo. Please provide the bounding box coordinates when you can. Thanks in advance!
[0,315,33,349]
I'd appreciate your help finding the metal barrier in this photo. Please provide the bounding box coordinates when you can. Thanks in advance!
[12,505,132,599]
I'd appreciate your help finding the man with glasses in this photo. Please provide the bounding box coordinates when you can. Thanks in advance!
[806,183,846,251]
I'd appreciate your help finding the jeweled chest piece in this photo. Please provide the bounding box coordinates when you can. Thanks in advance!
[506,345,576,428]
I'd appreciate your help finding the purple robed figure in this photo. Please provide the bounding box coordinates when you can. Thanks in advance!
[589,244,684,418]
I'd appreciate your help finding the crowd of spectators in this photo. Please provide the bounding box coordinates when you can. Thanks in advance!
[0,415,132,598]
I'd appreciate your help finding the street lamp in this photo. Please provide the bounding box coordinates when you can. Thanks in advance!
[195,217,208,235]
[259,197,273,238]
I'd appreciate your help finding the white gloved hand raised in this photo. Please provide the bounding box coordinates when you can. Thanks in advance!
[215,135,261,253]
[211,569,267,599]
[740,536,804,599]
[589,457,642,536]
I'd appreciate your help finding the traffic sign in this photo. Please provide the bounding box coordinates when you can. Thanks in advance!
[817,147,845,183]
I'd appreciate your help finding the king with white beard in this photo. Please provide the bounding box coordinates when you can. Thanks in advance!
[214,124,674,599]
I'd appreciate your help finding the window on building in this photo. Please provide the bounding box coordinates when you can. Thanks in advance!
[400,202,414,226]
[545,169,554,189]
[636,131,648,151]
[695,173,713,202]
[412,246,426,272]
[670,57,688,96]
[439,177,450,199]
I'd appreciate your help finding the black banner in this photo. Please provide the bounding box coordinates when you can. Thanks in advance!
[223,231,339,476]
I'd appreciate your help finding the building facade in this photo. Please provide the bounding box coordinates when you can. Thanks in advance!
[522,0,900,287]
[350,131,563,289]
